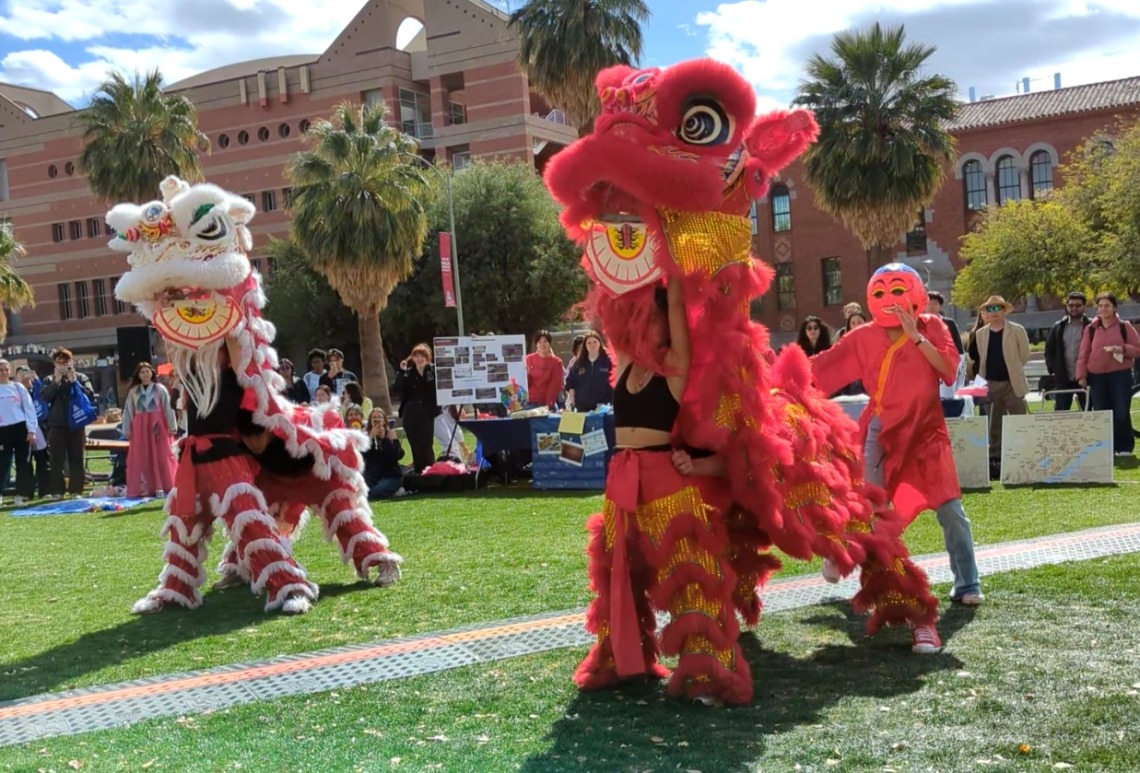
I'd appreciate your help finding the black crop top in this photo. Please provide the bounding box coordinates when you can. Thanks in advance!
[613,364,679,432]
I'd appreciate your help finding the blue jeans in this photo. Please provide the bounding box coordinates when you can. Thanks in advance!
[864,416,981,598]
[1087,370,1134,454]
[368,477,403,500]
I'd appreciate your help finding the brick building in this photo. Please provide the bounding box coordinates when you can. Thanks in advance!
[0,0,575,380]
[748,76,1140,345]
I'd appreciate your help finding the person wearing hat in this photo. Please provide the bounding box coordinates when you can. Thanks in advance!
[967,295,1030,476]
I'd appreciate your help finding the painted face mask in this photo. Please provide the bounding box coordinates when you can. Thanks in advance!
[866,263,927,328]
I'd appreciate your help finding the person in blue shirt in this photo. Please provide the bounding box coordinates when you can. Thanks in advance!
[564,331,614,412]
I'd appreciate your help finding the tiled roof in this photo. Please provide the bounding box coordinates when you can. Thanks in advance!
[947,76,1140,131]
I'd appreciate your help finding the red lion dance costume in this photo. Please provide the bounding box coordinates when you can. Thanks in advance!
[544,59,939,705]
[111,177,401,615]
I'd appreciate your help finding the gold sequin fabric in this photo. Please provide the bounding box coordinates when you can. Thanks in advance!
[658,209,754,277]
[785,481,832,510]
[601,486,710,549]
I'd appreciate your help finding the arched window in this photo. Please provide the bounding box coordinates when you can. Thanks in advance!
[996,155,1021,204]
[1030,151,1053,197]
[770,184,791,232]
[963,160,986,210]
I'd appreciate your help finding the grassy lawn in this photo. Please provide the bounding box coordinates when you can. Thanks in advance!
[0,450,1137,703]
[2,553,1137,772]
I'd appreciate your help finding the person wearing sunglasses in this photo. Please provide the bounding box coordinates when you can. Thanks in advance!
[1043,292,1091,411]
[794,316,832,356]
[967,295,1030,477]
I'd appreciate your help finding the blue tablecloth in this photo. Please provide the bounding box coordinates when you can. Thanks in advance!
[459,417,535,457]
[530,412,615,490]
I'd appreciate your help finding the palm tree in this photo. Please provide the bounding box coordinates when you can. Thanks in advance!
[508,0,650,131]
[0,220,35,342]
[793,23,957,269]
[77,69,208,204]
[280,100,433,413]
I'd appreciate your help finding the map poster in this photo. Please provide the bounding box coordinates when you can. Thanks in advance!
[1000,410,1114,485]
[433,334,528,407]
[946,416,990,489]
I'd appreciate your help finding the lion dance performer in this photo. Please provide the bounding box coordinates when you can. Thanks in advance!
[110,177,401,615]
[544,59,940,706]
[811,264,982,606]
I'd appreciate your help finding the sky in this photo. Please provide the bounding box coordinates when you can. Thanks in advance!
[2,0,1140,110]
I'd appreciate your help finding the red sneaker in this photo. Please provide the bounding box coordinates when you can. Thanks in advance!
[911,624,942,654]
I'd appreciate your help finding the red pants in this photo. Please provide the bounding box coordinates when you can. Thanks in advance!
[137,449,317,612]
[576,448,753,705]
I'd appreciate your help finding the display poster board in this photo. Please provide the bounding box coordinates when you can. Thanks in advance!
[433,335,528,407]
[946,416,990,489]
[1000,410,1114,485]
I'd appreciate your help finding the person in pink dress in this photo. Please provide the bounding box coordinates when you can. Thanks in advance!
[122,362,178,497]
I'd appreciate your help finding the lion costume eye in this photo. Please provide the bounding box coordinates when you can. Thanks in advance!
[193,214,229,242]
[678,98,732,146]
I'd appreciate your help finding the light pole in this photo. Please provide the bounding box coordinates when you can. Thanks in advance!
[409,155,466,336]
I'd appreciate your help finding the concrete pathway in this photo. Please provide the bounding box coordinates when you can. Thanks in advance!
[2,522,1139,747]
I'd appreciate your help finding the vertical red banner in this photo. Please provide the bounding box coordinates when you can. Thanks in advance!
[439,232,456,308]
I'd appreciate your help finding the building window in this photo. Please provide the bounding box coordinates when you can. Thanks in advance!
[69,220,82,240]
[278,122,291,139]
[821,257,842,306]
[776,263,795,311]
[749,297,763,319]
[75,281,90,319]
[282,187,293,207]
[111,277,128,314]
[52,223,65,243]
[996,155,1021,204]
[749,201,759,235]
[261,190,277,212]
[64,161,75,176]
[963,160,987,210]
[1030,151,1053,197]
[299,118,311,134]
[449,102,467,125]
[242,193,255,205]
[905,210,927,254]
[86,217,102,238]
[48,164,58,179]
[257,126,270,142]
[237,130,250,145]
[363,89,384,109]
[0,158,9,201]
[770,184,791,232]
[399,88,432,139]
[452,151,471,170]
[93,278,107,316]
[58,283,73,320]
[218,133,230,149]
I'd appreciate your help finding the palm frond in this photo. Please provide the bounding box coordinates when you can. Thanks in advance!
[793,22,957,249]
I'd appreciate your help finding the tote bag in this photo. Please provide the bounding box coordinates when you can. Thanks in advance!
[67,381,98,431]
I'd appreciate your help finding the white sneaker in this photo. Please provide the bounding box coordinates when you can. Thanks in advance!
[1115,451,1132,457]
[13,496,25,506]
[394,487,408,497]
[821,558,843,584]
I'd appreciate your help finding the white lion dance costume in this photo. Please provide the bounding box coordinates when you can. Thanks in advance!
[112,176,401,615]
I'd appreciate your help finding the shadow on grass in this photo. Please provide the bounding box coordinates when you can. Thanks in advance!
[520,612,964,773]
[0,586,282,702]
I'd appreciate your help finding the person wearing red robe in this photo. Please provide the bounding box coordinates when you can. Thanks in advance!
[811,264,982,606]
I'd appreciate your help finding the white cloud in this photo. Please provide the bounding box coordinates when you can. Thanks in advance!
[696,0,1140,108]
[0,0,371,103]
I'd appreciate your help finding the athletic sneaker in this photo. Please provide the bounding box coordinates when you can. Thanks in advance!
[821,558,842,584]
[954,592,985,606]
[13,496,25,506]
[911,624,943,654]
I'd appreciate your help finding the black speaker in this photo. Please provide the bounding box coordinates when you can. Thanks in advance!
[117,326,153,380]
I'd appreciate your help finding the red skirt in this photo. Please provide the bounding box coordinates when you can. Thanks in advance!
[126,410,177,497]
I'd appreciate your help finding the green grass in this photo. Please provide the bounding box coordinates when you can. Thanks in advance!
[0,453,1137,703]
[2,553,1138,772]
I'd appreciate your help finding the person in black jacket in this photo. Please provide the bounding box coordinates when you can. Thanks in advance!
[40,347,96,498]
[363,408,405,498]
[564,331,613,411]
[1043,291,1091,411]
[927,291,964,354]
[277,358,311,404]
[396,342,439,473]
